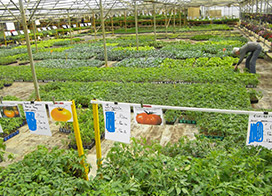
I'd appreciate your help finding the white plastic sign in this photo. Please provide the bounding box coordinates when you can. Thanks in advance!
[37,28,41,32]
[73,24,77,28]
[103,103,131,144]
[52,26,57,29]
[247,113,272,149]
[133,106,163,125]
[6,22,15,30]
[87,23,91,26]
[20,30,24,34]
[42,27,47,31]
[47,27,51,30]
[0,104,21,118]
[0,124,3,133]
[13,31,18,35]
[48,103,73,122]
[62,25,67,29]
[23,102,51,136]
[4,32,10,36]
[35,20,40,25]
[80,23,84,27]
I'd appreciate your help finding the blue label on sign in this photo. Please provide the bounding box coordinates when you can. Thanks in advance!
[25,112,37,131]
[249,121,263,144]
[106,111,115,132]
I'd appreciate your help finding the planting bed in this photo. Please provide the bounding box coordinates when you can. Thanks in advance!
[1,25,272,195]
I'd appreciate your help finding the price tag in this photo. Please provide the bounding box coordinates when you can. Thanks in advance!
[247,113,272,149]
[23,102,51,136]
[103,103,131,144]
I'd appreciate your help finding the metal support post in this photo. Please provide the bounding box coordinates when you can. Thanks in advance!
[153,3,156,41]
[134,1,139,50]
[19,0,40,101]
[100,0,108,66]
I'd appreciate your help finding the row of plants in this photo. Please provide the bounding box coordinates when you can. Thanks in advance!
[0,65,259,86]
[242,13,272,24]
[35,81,254,137]
[35,59,104,68]
[112,24,232,34]
[240,21,272,43]
[115,56,239,68]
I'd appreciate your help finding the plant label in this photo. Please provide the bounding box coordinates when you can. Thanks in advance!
[103,103,131,144]
[48,103,73,122]
[87,23,91,26]
[13,31,18,36]
[52,26,57,29]
[133,106,163,125]
[20,30,24,34]
[35,20,41,25]
[37,28,41,32]
[62,25,67,29]
[42,27,47,31]
[0,104,21,118]
[0,124,3,133]
[6,22,15,30]
[23,102,51,136]
[247,113,272,149]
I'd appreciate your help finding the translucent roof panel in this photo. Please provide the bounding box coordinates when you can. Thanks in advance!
[0,0,248,22]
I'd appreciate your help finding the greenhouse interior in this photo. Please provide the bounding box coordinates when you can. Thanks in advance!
[0,0,272,195]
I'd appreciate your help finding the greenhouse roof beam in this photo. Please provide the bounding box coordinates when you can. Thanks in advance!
[28,0,42,24]
[0,0,20,23]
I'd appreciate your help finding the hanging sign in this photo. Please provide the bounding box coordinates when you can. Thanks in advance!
[48,103,73,122]
[133,106,163,125]
[35,20,40,25]
[23,102,51,136]
[103,103,131,144]
[0,124,3,133]
[247,113,272,149]
[0,104,21,118]
[6,22,15,30]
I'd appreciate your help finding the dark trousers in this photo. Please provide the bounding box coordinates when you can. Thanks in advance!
[245,45,262,73]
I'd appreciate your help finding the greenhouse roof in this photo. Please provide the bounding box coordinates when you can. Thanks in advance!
[0,0,252,22]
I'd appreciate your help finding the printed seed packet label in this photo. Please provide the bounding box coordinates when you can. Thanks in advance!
[23,102,51,136]
[133,106,163,125]
[103,103,131,144]
[0,104,21,118]
[247,113,272,149]
[0,124,3,133]
[48,103,73,122]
